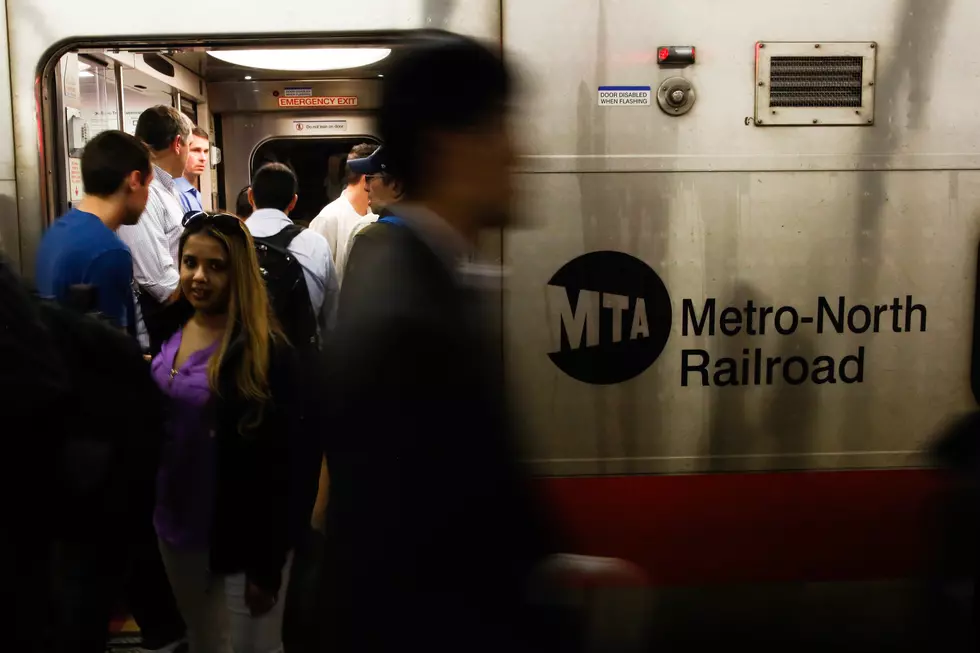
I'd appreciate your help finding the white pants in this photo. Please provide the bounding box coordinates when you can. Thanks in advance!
[159,540,292,653]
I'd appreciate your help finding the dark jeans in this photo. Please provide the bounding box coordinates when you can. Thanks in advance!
[48,522,185,653]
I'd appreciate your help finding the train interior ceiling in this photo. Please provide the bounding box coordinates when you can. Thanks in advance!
[51,39,408,225]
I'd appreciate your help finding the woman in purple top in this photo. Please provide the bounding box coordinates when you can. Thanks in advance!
[151,211,320,653]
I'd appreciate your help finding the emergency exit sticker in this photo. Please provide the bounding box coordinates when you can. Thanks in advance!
[598,86,652,106]
[278,96,358,108]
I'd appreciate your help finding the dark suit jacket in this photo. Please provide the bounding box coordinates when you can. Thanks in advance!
[321,219,561,652]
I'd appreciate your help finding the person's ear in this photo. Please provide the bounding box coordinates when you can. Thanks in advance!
[126,169,144,191]
[248,188,257,209]
[287,194,299,214]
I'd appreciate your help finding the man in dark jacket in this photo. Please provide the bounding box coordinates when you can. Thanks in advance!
[42,288,185,653]
[321,36,577,653]
[0,255,71,652]
[0,255,177,652]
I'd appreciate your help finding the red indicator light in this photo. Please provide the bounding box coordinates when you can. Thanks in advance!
[657,45,696,66]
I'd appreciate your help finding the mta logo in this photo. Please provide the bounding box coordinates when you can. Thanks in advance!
[547,251,672,385]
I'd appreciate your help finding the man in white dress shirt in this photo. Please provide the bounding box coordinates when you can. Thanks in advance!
[308,143,377,283]
[246,162,338,335]
[247,166,336,642]
[117,105,194,353]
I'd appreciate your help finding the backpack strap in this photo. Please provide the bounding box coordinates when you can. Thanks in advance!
[377,215,406,227]
[254,224,305,255]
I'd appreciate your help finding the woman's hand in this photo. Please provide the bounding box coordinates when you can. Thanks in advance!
[245,581,278,617]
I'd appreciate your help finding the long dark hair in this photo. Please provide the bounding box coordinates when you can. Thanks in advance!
[179,212,282,432]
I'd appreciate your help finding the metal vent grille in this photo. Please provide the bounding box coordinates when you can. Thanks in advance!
[755,42,876,125]
[769,56,864,108]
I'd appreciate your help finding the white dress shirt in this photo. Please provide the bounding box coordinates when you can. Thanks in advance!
[308,189,376,285]
[118,164,184,300]
[117,164,185,347]
[246,208,339,332]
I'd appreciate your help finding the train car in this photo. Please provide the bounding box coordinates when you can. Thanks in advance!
[3,0,978,649]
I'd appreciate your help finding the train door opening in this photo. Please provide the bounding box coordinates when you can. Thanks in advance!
[250,136,380,226]
[40,38,432,237]
[29,19,500,649]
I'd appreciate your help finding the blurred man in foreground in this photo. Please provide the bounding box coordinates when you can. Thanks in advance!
[322,36,637,653]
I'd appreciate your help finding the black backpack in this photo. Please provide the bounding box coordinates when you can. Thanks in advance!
[254,225,319,350]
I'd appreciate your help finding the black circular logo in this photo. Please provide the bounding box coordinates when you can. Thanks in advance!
[547,251,672,385]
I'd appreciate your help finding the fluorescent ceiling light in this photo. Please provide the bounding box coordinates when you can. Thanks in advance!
[79,71,94,77]
[208,48,390,72]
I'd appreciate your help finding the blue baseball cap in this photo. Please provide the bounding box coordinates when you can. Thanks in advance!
[348,146,388,176]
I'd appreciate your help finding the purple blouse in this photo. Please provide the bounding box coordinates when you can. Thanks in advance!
[151,329,220,551]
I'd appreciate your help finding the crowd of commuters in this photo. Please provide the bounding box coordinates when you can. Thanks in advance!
[4,35,639,653]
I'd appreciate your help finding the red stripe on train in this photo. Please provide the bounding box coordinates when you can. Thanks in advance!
[538,469,949,586]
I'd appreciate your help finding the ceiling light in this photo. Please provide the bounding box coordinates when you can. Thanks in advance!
[208,47,390,72]
[78,62,91,71]
[79,71,94,78]
[244,75,252,80]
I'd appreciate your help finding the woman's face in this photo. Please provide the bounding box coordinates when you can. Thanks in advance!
[180,232,231,313]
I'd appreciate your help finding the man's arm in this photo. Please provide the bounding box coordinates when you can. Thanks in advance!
[88,248,136,330]
[310,456,329,532]
[319,246,339,333]
[117,191,180,302]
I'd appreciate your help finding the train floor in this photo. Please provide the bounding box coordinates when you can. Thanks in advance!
[102,579,975,653]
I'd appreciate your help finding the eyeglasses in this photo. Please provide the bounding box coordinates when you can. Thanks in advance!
[182,210,245,237]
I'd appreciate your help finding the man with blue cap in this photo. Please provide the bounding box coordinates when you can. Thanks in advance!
[339,146,405,273]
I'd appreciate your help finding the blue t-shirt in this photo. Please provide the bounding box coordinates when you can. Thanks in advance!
[35,208,135,331]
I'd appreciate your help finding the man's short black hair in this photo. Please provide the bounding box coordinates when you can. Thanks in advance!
[135,106,191,152]
[251,163,298,212]
[378,36,511,196]
[235,185,253,218]
[81,130,151,197]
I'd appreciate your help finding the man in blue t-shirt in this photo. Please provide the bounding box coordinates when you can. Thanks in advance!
[36,130,153,331]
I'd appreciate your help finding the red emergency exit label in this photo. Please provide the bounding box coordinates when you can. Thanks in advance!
[277,96,358,108]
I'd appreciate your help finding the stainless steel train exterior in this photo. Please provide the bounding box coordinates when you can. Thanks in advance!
[3,0,979,647]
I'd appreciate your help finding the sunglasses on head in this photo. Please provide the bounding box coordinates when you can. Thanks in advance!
[182,210,245,235]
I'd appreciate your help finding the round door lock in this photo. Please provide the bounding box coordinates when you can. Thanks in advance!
[657,77,695,116]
